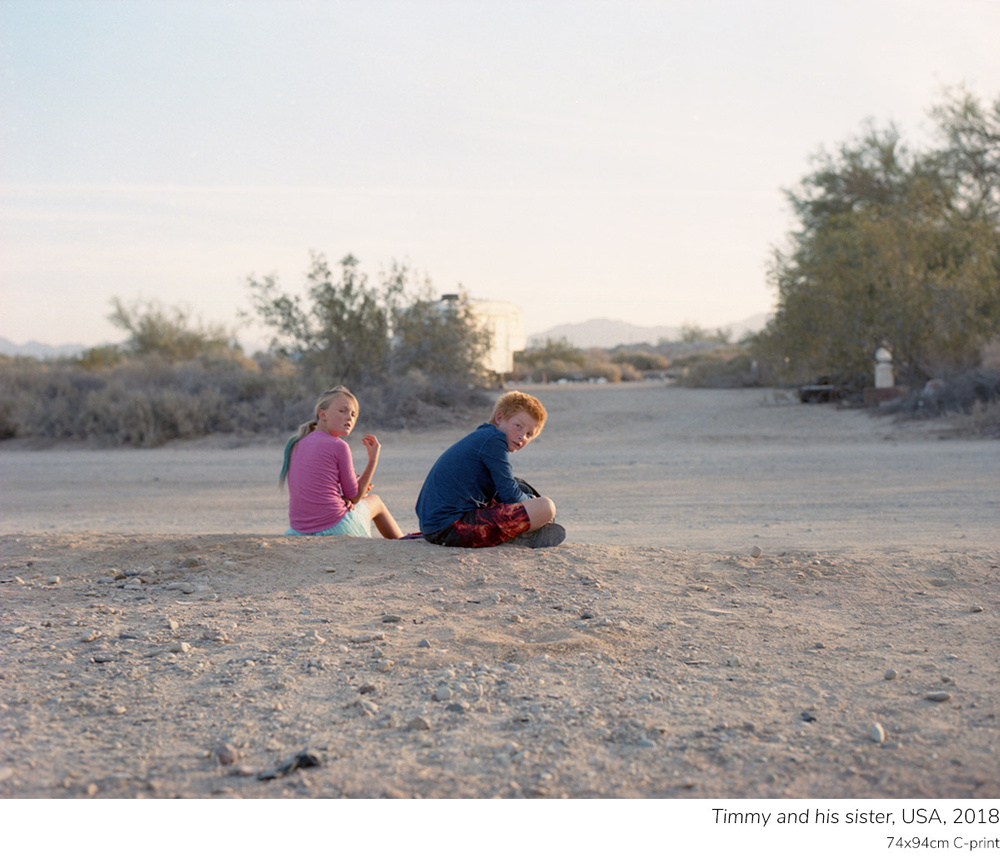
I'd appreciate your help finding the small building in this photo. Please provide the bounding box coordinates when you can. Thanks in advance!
[441,295,526,375]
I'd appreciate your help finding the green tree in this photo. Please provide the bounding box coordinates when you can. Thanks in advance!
[754,91,1000,386]
[245,253,489,387]
[245,252,393,386]
[390,285,491,383]
[108,297,237,362]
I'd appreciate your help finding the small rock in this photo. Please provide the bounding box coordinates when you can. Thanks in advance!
[749,546,762,558]
[433,686,453,702]
[406,716,431,731]
[925,691,951,702]
[109,705,127,716]
[47,576,61,585]
[375,659,394,673]
[80,630,102,643]
[870,722,886,744]
[358,683,377,695]
[446,702,468,713]
[418,639,431,648]
[257,750,321,781]
[884,669,898,680]
[358,699,380,716]
[214,744,239,765]
[382,614,403,624]
[169,642,191,654]
[167,619,180,631]
[970,605,984,613]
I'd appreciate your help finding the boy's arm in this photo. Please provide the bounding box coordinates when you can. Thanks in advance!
[481,435,530,504]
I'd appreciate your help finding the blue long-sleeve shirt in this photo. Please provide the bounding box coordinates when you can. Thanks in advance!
[416,422,530,535]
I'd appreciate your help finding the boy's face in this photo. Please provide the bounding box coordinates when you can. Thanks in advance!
[495,409,540,453]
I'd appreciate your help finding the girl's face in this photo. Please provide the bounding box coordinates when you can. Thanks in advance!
[495,409,540,453]
[317,395,358,438]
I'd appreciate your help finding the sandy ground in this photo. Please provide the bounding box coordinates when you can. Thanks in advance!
[0,384,998,799]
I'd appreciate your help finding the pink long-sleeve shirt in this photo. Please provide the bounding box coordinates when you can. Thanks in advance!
[286,430,359,533]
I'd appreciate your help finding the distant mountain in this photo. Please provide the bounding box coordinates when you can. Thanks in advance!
[0,337,88,359]
[528,313,771,349]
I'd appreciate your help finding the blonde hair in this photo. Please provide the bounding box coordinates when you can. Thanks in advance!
[279,386,358,488]
[491,390,547,434]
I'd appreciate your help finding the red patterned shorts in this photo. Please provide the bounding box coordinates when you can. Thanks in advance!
[424,501,531,548]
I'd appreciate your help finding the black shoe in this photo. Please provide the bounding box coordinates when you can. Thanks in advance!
[509,522,566,548]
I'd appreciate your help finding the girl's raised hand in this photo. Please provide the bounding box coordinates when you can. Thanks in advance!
[361,434,381,458]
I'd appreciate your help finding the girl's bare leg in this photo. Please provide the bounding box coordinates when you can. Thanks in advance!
[523,496,557,531]
[367,494,403,539]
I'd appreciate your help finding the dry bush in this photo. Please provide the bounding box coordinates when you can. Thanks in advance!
[0,355,314,446]
[968,400,1000,438]
[981,336,1000,372]
[0,352,492,446]
[673,348,759,388]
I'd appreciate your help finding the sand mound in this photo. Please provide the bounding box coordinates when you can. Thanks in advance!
[2,533,996,798]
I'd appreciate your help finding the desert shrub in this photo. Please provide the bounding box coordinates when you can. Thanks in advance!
[579,360,623,383]
[331,370,492,432]
[0,353,309,446]
[611,350,669,372]
[673,349,759,388]
[894,369,1000,420]
[967,400,1000,438]
[982,336,1000,372]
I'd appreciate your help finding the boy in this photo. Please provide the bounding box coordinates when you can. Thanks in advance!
[416,391,564,548]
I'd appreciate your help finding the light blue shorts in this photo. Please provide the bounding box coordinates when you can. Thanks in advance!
[286,500,372,538]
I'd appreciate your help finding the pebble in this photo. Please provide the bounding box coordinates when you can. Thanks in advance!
[418,639,431,648]
[884,669,898,681]
[406,716,431,731]
[80,630,102,643]
[870,722,886,744]
[382,614,403,624]
[375,659,394,673]
[47,576,61,585]
[750,546,762,558]
[169,642,191,654]
[433,686,453,702]
[358,699,380,716]
[925,691,951,702]
[970,605,984,613]
[167,619,180,631]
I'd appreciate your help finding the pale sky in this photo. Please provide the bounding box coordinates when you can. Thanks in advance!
[2,0,999,348]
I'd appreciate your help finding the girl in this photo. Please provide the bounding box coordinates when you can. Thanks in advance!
[280,386,403,539]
